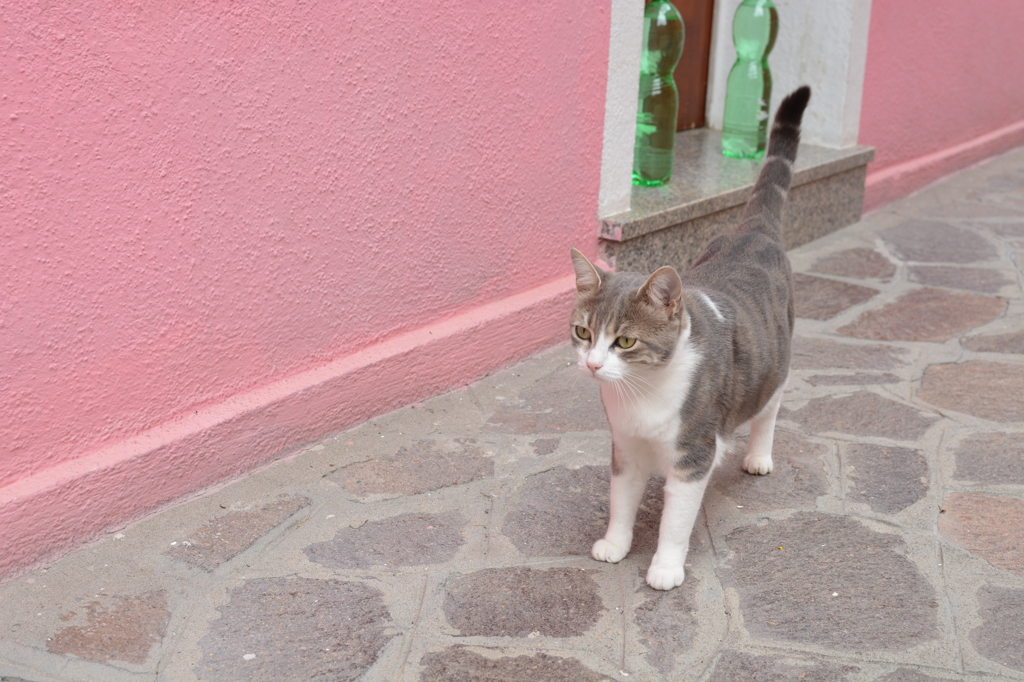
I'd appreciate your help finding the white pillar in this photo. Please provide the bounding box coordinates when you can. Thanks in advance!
[598,0,644,218]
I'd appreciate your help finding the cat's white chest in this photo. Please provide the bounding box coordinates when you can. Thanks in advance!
[600,346,699,442]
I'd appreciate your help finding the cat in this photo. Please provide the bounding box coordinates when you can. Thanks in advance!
[569,86,811,590]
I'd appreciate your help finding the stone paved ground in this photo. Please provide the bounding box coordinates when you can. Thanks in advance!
[3,148,1024,682]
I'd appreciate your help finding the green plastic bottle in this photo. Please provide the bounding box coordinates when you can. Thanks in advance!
[721,0,778,159]
[632,0,684,187]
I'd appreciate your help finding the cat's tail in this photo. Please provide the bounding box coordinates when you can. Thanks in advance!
[738,85,811,242]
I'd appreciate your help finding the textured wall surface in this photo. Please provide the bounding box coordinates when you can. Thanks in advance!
[859,0,1024,208]
[0,0,609,560]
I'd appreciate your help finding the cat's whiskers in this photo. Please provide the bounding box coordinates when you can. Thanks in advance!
[621,371,671,407]
[612,377,642,414]
[614,376,639,410]
[617,374,645,406]
[623,370,659,393]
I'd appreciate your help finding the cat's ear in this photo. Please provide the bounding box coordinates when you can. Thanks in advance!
[570,247,602,295]
[640,266,683,317]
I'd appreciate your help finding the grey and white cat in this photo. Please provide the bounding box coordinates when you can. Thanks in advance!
[570,86,811,590]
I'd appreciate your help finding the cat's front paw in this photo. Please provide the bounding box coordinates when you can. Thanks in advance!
[646,562,686,590]
[592,538,629,563]
[743,454,774,475]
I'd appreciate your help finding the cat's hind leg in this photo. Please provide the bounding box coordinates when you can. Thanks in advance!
[592,440,649,564]
[743,380,786,475]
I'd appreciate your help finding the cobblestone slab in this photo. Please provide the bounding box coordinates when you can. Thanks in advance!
[48,591,168,665]
[843,443,929,514]
[710,431,829,512]
[793,273,879,320]
[718,513,940,652]
[706,650,860,681]
[907,265,1012,293]
[939,493,1024,576]
[837,288,1006,342]
[810,246,896,281]
[633,572,698,674]
[501,465,662,557]
[919,361,1024,422]
[418,646,614,682]
[962,330,1024,354]
[970,586,1024,671]
[167,495,310,571]
[952,432,1024,484]
[197,578,395,682]
[881,220,999,263]
[304,511,466,569]
[782,391,938,441]
[333,439,493,498]
[442,567,604,638]
[789,337,910,370]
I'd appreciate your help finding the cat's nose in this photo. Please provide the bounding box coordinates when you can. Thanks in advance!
[587,359,603,373]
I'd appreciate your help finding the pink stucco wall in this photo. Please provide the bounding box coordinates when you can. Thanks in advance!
[859,0,1024,210]
[1,3,609,577]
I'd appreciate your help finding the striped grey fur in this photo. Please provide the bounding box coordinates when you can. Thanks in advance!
[569,87,811,590]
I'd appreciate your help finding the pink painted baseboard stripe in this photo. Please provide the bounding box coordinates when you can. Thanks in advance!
[0,274,576,580]
[864,119,1024,212]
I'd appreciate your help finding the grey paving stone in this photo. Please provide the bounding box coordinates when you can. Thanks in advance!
[634,569,697,675]
[501,465,662,558]
[442,567,603,638]
[962,329,1024,354]
[47,591,169,665]
[953,432,1024,484]
[991,222,1024,238]
[483,364,602,432]
[837,288,1006,343]
[167,495,310,571]
[530,437,560,455]
[934,202,1023,219]
[790,338,910,371]
[875,669,958,681]
[810,247,896,281]
[919,361,1024,422]
[707,650,859,681]
[969,585,1024,671]
[845,444,928,514]
[486,366,606,434]
[334,439,493,498]
[719,513,939,651]
[793,273,879,320]
[984,173,1024,194]
[938,493,1024,576]
[908,265,1011,294]
[304,511,465,569]
[418,646,614,681]
[782,391,938,441]
[197,577,394,682]
[710,431,829,512]
[805,372,901,386]
[881,220,999,263]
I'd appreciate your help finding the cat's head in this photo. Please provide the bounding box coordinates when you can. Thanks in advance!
[569,247,687,383]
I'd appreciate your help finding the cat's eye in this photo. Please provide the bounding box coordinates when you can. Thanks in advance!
[575,326,591,340]
[616,336,636,348]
